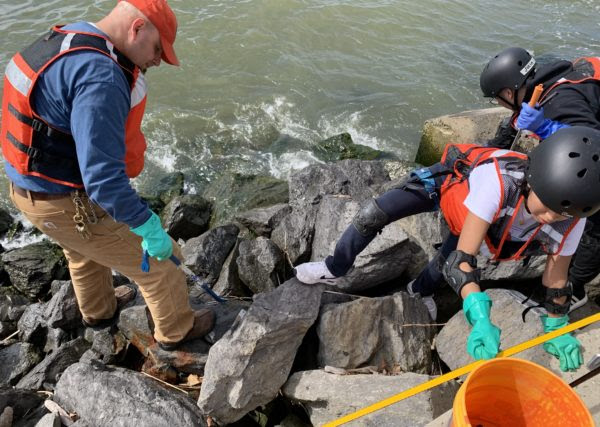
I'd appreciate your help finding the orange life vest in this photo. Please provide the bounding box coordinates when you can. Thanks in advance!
[438,144,579,261]
[0,26,147,188]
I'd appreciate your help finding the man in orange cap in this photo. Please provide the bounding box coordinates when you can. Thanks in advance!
[0,0,215,350]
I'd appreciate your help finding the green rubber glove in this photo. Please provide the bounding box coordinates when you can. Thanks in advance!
[541,315,583,372]
[130,211,173,261]
[463,292,501,360]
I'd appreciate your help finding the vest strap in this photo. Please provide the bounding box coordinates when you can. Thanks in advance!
[8,103,74,144]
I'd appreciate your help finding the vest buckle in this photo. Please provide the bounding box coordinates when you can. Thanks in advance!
[26,146,41,160]
[31,119,45,133]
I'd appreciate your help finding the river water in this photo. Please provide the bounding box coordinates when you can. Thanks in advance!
[1,0,599,203]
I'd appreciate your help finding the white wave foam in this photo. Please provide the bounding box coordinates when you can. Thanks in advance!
[266,150,324,180]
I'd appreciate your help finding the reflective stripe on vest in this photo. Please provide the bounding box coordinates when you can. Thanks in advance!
[0,26,147,188]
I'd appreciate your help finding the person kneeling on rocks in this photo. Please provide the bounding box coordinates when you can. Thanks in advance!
[295,126,600,371]
[0,0,214,350]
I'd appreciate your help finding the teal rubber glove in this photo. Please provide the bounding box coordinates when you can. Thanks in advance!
[541,315,583,372]
[130,211,173,261]
[463,292,501,360]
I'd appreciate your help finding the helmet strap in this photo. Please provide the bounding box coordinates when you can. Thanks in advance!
[512,89,521,111]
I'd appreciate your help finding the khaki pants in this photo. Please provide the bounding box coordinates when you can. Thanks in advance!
[10,184,194,344]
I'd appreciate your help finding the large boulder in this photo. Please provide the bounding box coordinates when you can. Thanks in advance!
[283,370,459,426]
[289,160,389,208]
[236,237,286,294]
[317,292,434,373]
[271,206,317,265]
[2,241,68,300]
[182,224,239,284]
[161,194,211,241]
[203,173,289,227]
[311,195,416,292]
[234,203,291,237]
[198,278,323,425]
[312,133,394,162]
[43,281,81,330]
[415,107,510,166]
[212,239,248,297]
[53,361,205,426]
[0,342,42,386]
[16,338,90,390]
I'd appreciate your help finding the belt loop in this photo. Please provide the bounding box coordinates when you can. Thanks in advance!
[27,189,35,205]
[9,182,14,196]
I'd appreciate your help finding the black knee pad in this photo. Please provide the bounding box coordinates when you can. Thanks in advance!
[544,283,573,316]
[442,250,481,295]
[352,198,389,237]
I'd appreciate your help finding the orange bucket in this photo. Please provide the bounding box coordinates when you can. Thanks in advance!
[451,358,593,427]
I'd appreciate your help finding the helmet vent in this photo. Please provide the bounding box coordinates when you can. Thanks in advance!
[561,200,571,207]
[583,206,593,213]
[569,152,580,158]
[593,154,599,162]
[577,168,588,178]
[583,137,591,145]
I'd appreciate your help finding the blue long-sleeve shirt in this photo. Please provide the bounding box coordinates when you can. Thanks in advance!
[4,22,150,228]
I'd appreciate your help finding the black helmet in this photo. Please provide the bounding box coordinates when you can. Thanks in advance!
[480,47,536,98]
[527,126,600,218]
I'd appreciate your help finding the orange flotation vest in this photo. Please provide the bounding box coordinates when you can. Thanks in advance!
[1,26,147,188]
[438,144,579,261]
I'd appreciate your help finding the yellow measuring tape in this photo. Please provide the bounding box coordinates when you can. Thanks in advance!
[323,312,600,427]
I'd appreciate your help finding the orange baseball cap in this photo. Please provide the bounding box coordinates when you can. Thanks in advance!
[122,0,180,66]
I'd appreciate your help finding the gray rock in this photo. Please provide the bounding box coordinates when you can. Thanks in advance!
[0,389,44,427]
[196,299,251,345]
[271,206,317,265]
[0,342,42,386]
[2,241,68,300]
[182,224,239,284]
[212,239,248,297]
[54,361,205,426]
[161,194,211,241]
[203,173,289,227]
[234,203,291,237]
[237,237,286,294]
[43,328,69,354]
[289,160,389,208]
[43,281,81,330]
[437,288,600,384]
[0,294,29,322]
[16,338,90,390]
[198,278,323,424]
[317,292,434,373]
[282,370,459,426]
[0,321,16,339]
[312,133,394,162]
[118,305,154,353]
[415,107,510,166]
[17,302,46,345]
[89,329,128,365]
[311,195,415,292]
[34,413,60,427]
[0,208,13,237]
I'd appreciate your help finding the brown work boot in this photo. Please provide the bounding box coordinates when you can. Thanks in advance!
[82,285,137,328]
[156,308,215,351]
